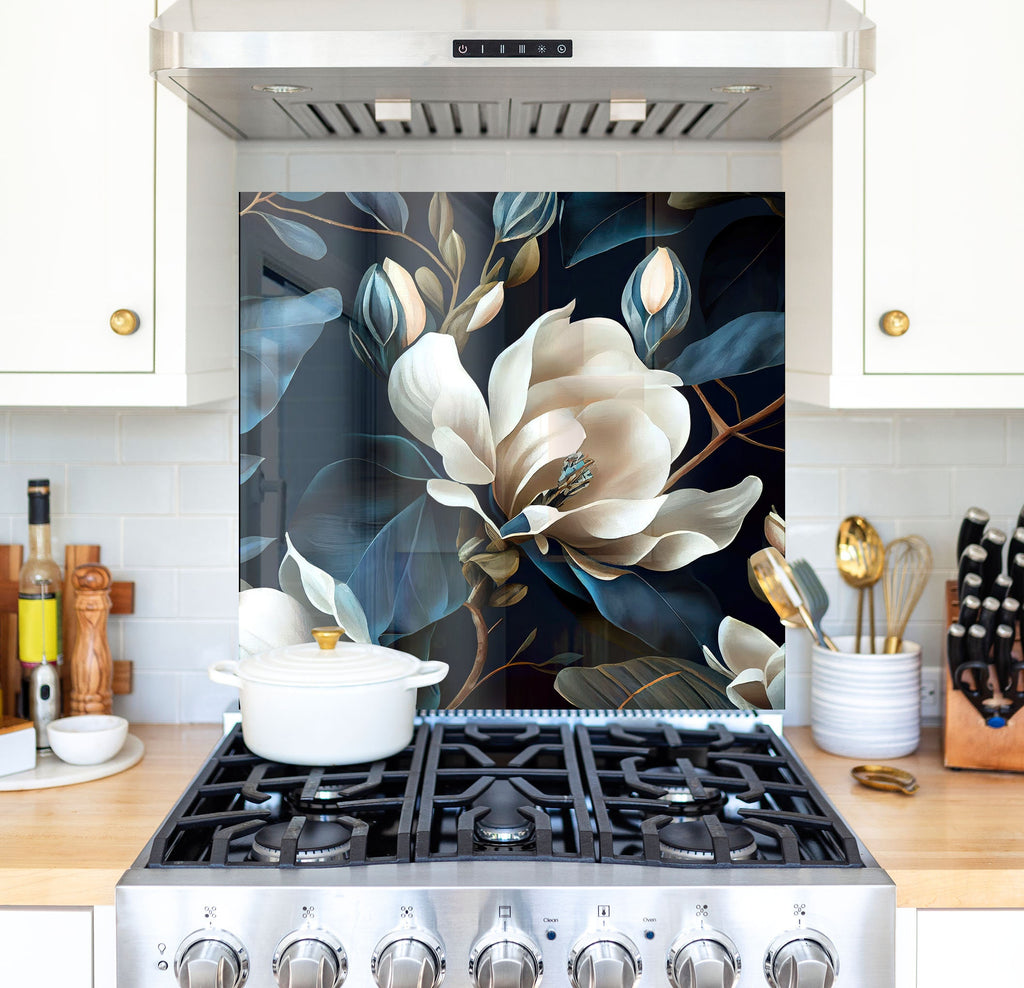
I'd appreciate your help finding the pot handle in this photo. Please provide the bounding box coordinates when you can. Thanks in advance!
[209,660,243,689]
[404,660,449,691]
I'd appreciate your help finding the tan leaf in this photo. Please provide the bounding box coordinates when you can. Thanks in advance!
[415,266,445,312]
[510,627,537,661]
[468,548,520,586]
[458,535,487,563]
[484,257,505,284]
[489,583,528,608]
[441,229,466,278]
[506,237,540,288]
[428,191,453,248]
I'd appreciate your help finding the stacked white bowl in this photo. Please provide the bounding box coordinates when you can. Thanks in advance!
[810,635,921,758]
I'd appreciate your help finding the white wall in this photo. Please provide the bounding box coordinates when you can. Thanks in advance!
[4,141,1020,724]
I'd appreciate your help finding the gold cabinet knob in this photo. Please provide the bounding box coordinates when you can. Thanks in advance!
[880,310,910,337]
[109,309,140,336]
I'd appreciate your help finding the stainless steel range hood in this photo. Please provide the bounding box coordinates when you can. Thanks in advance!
[151,0,874,142]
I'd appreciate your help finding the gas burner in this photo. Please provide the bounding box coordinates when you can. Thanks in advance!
[471,780,536,845]
[250,820,352,864]
[285,785,354,820]
[656,785,727,818]
[657,821,758,863]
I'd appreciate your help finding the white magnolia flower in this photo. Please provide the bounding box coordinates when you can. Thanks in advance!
[703,616,785,710]
[238,587,312,658]
[388,300,762,579]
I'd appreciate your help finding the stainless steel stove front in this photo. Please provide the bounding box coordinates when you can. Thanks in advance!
[117,860,895,987]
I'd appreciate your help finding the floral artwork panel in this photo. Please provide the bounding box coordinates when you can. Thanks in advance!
[239,191,785,712]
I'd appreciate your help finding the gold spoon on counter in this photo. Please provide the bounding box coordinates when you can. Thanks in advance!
[836,516,885,653]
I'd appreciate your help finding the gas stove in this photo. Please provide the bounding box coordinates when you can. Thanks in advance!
[116,713,894,988]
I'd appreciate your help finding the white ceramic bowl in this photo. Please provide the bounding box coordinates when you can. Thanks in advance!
[47,715,128,765]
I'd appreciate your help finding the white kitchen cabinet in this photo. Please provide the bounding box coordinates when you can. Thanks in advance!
[784,0,1024,408]
[916,910,1024,986]
[0,0,236,407]
[0,907,94,987]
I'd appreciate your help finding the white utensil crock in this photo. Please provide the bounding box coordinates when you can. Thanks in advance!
[810,635,921,759]
[209,633,448,765]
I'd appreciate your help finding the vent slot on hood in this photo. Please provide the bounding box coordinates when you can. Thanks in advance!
[284,100,508,138]
[279,98,735,140]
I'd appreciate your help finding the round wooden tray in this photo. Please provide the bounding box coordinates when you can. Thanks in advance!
[0,733,143,791]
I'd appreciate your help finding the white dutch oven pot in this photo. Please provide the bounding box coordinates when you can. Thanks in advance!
[209,627,448,765]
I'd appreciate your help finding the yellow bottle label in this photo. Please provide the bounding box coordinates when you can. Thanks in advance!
[18,594,62,666]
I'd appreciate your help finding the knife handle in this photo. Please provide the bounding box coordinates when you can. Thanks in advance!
[998,596,1020,633]
[965,624,993,698]
[980,528,1007,587]
[994,624,1016,695]
[957,507,990,562]
[1017,504,1024,534]
[1011,552,1024,605]
[978,596,1002,651]
[958,545,988,598]
[1008,527,1024,568]
[946,623,966,689]
[990,574,1014,603]
[958,594,982,628]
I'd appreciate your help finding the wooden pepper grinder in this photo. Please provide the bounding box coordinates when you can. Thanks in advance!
[69,564,113,715]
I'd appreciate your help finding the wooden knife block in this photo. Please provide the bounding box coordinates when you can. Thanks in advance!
[0,544,134,718]
[943,580,1024,772]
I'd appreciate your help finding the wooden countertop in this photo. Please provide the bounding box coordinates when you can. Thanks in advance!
[0,725,1020,909]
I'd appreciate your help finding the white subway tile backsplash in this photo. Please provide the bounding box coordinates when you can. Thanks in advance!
[10,412,117,463]
[123,517,234,568]
[396,153,508,190]
[951,467,1024,521]
[787,415,892,466]
[120,412,230,463]
[0,464,67,514]
[122,618,236,671]
[178,569,238,619]
[617,152,728,190]
[843,468,951,518]
[179,672,239,724]
[118,568,180,619]
[113,670,181,724]
[180,464,238,515]
[509,152,617,190]
[898,413,1006,466]
[288,152,399,190]
[69,465,176,515]
[237,152,288,191]
[1008,416,1024,466]
[44,516,124,566]
[729,153,783,190]
[785,468,840,518]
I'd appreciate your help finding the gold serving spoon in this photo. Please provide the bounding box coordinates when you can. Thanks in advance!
[750,547,839,651]
[836,516,886,653]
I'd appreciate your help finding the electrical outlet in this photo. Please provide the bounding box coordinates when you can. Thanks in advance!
[920,667,942,720]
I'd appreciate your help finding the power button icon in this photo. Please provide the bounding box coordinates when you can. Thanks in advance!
[458,44,468,54]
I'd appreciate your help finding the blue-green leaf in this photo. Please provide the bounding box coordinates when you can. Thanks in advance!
[492,192,558,243]
[559,193,695,268]
[348,494,469,644]
[699,215,784,332]
[666,311,784,385]
[240,535,275,563]
[346,192,409,232]
[278,192,325,202]
[240,454,264,485]
[254,211,327,260]
[554,656,732,709]
[239,288,343,433]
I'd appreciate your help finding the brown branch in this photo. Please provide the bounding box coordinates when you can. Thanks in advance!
[735,433,785,453]
[259,197,457,293]
[616,670,685,710]
[446,580,491,709]
[239,192,275,216]
[662,393,785,491]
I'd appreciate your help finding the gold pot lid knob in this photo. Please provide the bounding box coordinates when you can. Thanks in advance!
[880,310,910,337]
[311,626,345,650]
[109,308,140,336]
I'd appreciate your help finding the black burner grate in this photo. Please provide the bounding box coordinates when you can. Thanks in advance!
[143,720,862,870]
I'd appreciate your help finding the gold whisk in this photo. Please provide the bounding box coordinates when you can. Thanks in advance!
[882,535,933,654]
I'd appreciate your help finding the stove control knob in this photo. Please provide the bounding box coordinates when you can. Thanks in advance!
[668,932,740,988]
[568,934,641,988]
[764,931,839,988]
[274,931,347,988]
[470,934,543,988]
[175,930,248,988]
[372,931,445,988]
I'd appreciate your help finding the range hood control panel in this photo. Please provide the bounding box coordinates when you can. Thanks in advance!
[452,40,573,58]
